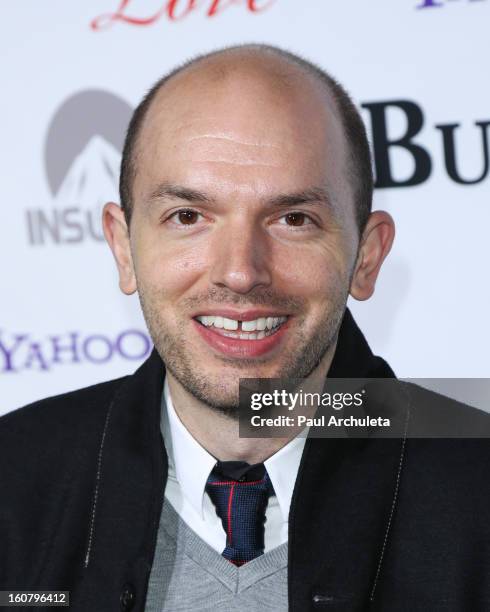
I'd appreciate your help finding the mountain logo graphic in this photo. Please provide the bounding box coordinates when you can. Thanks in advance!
[45,89,133,201]
[27,90,133,246]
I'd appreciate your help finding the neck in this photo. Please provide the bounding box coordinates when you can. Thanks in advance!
[166,343,336,464]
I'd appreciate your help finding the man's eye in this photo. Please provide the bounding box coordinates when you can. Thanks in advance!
[170,209,201,225]
[280,212,313,227]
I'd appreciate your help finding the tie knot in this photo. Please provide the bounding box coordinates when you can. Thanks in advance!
[206,462,273,566]
[213,460,267,483]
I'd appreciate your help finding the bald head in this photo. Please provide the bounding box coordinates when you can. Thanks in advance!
[119,44,373,233]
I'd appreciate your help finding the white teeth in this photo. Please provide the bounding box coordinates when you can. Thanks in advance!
[196,314,287,335]
[223,317,239,330]
[196,315,239,330]
[242,320,257,332]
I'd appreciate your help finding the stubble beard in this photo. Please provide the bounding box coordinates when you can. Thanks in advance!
[138,285,350,418]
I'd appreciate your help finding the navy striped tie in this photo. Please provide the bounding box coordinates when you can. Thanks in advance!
[206,461,274,566]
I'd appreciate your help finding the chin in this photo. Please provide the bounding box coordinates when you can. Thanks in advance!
[207,363,283,383]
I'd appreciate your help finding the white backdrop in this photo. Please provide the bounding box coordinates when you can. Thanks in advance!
[2,0,489,415]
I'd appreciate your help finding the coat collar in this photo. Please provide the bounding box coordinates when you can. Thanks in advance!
[328,308,395,379]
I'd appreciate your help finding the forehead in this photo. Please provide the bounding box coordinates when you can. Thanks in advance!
[133,57,351,206]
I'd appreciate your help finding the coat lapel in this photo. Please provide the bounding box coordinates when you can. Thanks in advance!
[288,309,405,611]
[76,350,167,611]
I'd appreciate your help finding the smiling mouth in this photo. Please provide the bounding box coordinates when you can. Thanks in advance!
[194,315,288,340]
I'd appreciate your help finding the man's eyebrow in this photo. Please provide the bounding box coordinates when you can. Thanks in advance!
[146,183,335,212]
[266,188,335,212]
[147,182,213,204]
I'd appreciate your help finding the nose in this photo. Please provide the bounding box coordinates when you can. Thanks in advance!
[209,220,272,294]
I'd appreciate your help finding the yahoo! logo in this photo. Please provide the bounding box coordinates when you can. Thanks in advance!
[91,0,277,30]
[417,0,486,8]
[0,329,152,373]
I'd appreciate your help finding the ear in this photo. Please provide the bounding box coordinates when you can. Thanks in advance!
[350,211,395,301]
[102,202,137,295]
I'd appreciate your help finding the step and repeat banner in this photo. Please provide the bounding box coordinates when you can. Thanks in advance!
[1,0,489,414]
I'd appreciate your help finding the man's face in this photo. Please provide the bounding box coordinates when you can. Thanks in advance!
[125,62,360,411]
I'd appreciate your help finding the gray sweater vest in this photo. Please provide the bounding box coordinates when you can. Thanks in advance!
[145,500,288,611]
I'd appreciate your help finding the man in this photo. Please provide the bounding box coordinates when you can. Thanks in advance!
[1,45,489,611]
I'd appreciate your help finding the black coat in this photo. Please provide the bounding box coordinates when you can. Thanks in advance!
[1,310,489,611]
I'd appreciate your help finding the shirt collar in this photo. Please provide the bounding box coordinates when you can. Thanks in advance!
[264,433,306,522]
[163,377,217,519]
[162,376,307,522]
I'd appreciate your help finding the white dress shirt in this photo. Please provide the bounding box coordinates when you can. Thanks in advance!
[161,377,307,553]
